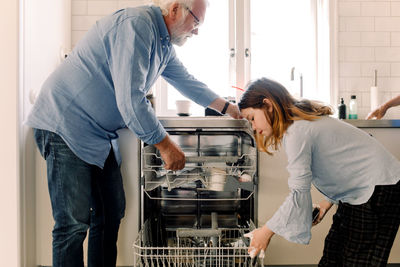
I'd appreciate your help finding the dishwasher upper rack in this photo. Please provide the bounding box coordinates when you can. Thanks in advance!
[142,145,257,192]
[133,220,263,267]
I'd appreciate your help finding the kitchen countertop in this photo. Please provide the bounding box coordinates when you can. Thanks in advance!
[157,116,400,128]
[158,116,250,128]
[344,119,400,128]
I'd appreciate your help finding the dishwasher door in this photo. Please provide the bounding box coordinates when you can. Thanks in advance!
[134,117,262,266]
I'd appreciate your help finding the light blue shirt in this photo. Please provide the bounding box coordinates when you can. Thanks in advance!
[26,6,219,168]
[266,116,400,244]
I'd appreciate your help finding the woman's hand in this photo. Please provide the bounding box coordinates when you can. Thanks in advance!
[245,224,274,258]
[312,200,333,226]
[366,105,387,120]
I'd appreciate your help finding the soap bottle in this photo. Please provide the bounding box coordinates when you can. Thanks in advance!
[348,95,358,119]
[338,98,346,120]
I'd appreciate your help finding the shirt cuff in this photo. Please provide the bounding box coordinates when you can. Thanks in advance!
[133,122,167,145]
[266,220,311,245]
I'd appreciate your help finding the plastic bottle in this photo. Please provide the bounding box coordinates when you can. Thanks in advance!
[348,95,358,119]
[338,98,346,120]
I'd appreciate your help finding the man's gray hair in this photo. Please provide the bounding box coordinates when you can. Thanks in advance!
[152,0,196,16]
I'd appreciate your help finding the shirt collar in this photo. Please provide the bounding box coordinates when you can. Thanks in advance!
[150,6,171,46]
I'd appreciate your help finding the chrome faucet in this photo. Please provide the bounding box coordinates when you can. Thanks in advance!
[290,67,303,98]
[290,67,295,81]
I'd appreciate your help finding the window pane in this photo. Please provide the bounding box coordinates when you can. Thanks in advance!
[251,0,319,100]
[166,0,230,116]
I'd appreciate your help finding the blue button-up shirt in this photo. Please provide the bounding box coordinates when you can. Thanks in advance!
[26,6,219,168]
[266,116,400,244]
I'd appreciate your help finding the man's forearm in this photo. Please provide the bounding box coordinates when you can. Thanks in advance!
[208,97,228,113]
[154,134,171,151]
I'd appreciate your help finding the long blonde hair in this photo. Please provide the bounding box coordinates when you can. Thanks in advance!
[238,77,333,154]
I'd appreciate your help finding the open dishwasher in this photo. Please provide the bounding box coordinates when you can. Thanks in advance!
[133,117,261,266]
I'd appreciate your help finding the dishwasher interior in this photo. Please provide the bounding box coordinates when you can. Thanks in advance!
[133,117,261,266]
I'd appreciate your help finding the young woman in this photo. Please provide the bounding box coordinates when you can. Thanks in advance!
[238,77,400,266]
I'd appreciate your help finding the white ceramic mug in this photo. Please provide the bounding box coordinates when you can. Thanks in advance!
[208,167,226,191]
[175,100,191,116]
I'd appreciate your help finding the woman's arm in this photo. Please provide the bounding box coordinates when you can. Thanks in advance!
[366,95,400,119]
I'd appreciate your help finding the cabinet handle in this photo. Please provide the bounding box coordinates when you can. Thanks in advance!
[245,48,251,58]
[230,48,235,58]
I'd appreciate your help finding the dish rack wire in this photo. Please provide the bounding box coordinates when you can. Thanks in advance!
[141,145,257,196]
[133,221,262,267]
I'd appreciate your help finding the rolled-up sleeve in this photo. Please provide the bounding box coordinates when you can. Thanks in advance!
[106,17,166,145]
[266,126,314,244]
[162,48,219,108]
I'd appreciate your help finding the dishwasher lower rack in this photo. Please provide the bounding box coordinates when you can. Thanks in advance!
[133,222,263,267]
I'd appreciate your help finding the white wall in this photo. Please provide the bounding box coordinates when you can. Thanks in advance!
[338,0,400,119]
[71,0,151,47]
[0,0,20,266]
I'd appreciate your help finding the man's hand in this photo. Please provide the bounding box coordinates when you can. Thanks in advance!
[226,103,242,119]
[154,135,185,170]
[208,97,243,119]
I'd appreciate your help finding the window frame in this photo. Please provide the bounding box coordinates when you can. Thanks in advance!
[154,0,338,116]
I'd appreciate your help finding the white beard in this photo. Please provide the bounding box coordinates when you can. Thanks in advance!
[171,34,189,46]
[170,18,192,46]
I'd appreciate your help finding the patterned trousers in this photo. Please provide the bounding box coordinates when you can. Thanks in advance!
[319,181,400,267]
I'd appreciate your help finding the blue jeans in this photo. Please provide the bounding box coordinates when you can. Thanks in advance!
[34,129,126,267]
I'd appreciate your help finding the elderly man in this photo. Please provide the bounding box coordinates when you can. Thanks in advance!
[26,0,240,266]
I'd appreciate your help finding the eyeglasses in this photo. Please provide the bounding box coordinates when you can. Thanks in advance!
[186,7,200,25]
